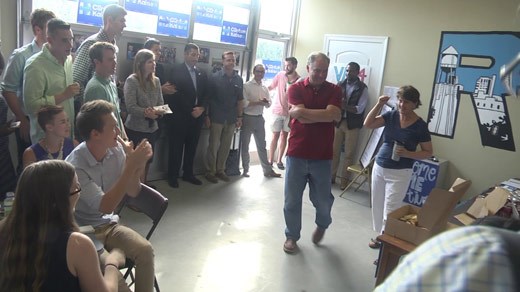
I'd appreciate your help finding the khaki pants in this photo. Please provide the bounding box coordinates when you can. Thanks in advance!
[96,223,155,292]
[206,122,236,175]
[331,119,360,182]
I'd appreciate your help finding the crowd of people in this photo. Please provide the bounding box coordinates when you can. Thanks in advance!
[4,3,516,292]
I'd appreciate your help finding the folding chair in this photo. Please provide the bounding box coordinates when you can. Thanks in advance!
[115,183,169,292]
[340,157,375,207]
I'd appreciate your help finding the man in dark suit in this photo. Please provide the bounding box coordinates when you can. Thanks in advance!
[166,43,208,188]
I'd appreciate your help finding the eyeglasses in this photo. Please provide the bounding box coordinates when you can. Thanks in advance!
[70,187,81,196]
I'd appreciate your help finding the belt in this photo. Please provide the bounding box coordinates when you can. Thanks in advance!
[244,113,262,117]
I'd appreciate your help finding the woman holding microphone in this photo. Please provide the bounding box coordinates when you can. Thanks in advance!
[364,85,433,248]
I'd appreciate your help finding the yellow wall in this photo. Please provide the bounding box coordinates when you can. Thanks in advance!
[295,0,520,197]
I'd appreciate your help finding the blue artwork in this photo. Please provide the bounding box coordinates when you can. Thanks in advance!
[404,160,440,207]
[427,31,519,151]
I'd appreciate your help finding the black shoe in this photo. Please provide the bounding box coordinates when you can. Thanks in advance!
[168,179,179,188]
[182,176,202,185]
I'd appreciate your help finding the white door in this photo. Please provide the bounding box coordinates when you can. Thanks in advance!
[324,34,388,174]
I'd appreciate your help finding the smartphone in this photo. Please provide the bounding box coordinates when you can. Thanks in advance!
[10,121,21,128]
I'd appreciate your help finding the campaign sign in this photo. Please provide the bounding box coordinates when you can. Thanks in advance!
[262,60,282,80]
[327,63,371,86]
[220,21,248,46]
[125,0,159,15]
[77,0,117,26]
[157,10,190,38]
[194,1,223,27]
[404,159,440,207]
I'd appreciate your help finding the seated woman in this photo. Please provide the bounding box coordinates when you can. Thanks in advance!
[23,105,78,168]
[0,160,124,291]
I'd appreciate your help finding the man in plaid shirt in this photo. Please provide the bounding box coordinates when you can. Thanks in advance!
[72,4,126,121]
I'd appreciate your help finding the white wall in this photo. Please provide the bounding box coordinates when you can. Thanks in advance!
[294,0,520,198]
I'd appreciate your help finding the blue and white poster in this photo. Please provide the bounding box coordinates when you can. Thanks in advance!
[125,0,159,15]
[77,0,117,26]
[427,31,519,151]
[221,21,247,46]
[157,10,190,38]
[195,2,223,26]
[404,160,440,207]
[262,60,282,80]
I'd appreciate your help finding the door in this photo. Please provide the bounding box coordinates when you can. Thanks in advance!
[324,34,388,175]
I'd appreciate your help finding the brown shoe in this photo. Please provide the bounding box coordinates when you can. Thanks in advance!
[312,227,325,244]
[205,173,218,184]
[216,172,230,182]
[264,171,282,178]
[283,238,299,254]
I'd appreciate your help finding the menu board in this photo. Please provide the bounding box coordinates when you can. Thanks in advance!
[192,0,249,46]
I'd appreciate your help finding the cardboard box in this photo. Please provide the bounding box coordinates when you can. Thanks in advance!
[385,178,472,246]
[453,187,510,225]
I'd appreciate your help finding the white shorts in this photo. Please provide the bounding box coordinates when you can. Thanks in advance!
[271,114,290,132]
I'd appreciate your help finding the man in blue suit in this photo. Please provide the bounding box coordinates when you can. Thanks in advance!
[166,43,208,188]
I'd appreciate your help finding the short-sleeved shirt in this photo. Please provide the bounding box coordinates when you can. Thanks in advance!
[376,110,431,169]
[84,73,125,132]
[0,39,42,114]
[65,142,125,228]
[375,226,518,292]
[286,78,342,160]
[23,44,75,143]
[208,70,244,124]
[72,29,117,101]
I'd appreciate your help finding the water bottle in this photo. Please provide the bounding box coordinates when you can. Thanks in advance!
[391,141,403,162]
[3,192,15,218]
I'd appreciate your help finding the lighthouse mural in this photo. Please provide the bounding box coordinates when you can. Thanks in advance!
[428,31,519,151]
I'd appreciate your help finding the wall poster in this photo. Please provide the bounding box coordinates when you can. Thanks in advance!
[427,31,520,152]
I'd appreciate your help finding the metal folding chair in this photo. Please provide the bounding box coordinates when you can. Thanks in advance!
[115,183,168,292]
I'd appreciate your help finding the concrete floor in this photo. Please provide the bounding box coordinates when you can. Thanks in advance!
[120,164,380,292]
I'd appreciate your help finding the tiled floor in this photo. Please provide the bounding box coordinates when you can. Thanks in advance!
[120,164,380,292]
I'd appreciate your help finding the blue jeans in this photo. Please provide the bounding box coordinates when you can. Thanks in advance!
[284,156,335,240]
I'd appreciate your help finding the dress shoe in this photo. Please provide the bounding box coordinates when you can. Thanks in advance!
[312,227,326,244]
[277,162,285,170]
[264,171,282,178]
[168,179,179,188]
[283,238,299,254]
[205,173,218,184]
[182,176,202,185]
[242,171,250,177]
[216,172,230,182]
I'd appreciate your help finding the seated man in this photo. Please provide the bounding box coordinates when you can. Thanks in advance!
[66,100,155,292]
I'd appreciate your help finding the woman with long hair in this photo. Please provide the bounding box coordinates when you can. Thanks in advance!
[0,160,124,292]
[124,49,164,185]
[22,105,78,168]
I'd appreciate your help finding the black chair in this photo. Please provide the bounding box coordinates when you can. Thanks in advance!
[115,183,168,292]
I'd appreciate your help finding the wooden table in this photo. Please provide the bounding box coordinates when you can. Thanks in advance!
[374,233,416,287]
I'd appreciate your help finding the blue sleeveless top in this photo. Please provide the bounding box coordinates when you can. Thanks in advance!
[30,138,75,161]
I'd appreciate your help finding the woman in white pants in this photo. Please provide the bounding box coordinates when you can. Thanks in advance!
[364,85,433,248]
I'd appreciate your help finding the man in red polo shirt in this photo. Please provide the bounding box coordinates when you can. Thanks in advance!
[283,52,342,254]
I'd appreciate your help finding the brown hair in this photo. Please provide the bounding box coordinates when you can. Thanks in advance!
[37,104,64,131]
[0,160,78,291]
[76,100,115,141]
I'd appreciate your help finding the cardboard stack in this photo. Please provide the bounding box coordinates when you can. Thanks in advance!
[385,178,472,246]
